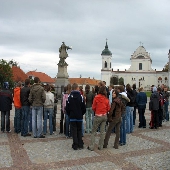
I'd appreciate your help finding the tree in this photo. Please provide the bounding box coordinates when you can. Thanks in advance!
[110,76,118,85]
[119,77,124,85]
[0,59,14,89]
[162,62,169,72]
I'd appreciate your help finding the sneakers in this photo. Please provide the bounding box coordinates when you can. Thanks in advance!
[6,130,11,133]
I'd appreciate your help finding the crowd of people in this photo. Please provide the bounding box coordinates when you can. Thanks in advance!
[0,77,57,138]
[61,81,169,150]
[0,78,169,151]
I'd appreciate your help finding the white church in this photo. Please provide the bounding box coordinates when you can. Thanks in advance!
[101,41,170,90]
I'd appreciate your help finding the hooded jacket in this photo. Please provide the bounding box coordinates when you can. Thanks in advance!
[66,90,86,120]
[108,97,124,122]
[150,91,159,111]
[0,89,13,111]
[92,94,110,116]
[13,87,22,108]
[28,83,46,107]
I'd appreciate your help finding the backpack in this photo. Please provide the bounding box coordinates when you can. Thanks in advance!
[44,93,52,106]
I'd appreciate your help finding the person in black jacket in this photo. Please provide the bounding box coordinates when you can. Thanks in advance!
[20,79,31,137]
[0,82,13,132]
[66,83,86,150]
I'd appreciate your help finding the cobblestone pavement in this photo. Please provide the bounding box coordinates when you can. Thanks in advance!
[0,100,170,170]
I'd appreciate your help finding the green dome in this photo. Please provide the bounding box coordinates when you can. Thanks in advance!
[101,42,112,55]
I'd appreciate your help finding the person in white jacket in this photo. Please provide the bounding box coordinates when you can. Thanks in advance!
[43,84,54,135]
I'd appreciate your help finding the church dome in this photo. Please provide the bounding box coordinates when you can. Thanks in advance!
[101,41,112,55]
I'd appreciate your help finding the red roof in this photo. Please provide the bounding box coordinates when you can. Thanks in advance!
[12,66,28,82]
[26,71,55,84]
[69,78,100,86]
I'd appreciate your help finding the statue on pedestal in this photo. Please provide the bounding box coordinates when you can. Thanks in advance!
[58,42,72,66]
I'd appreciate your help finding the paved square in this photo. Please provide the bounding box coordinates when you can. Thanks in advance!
[0,145,13,168]
[126,151,170,170]
[24,140,99,164]
[141,129,170,143]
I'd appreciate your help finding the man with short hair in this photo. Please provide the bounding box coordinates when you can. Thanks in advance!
[66,83,86,150]
[0,82,13,132]
[29,77,46,138]
[20,79,31,137]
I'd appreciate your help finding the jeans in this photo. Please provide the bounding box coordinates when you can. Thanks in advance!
[1,111,10,132]
[32,106,43,137]
[15,108,22,133]
[126,106,134,133]
[120,112,126,145]
[43,108,53,135]
[89,115,107,150]
[164,101,169,121]
[29,108,32,132]
[65,114,71,137]
[21,106,30,136]
[85,107,93,133]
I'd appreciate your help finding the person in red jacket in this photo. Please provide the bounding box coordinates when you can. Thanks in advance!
[87,86,110,151]
[13,81,22,133]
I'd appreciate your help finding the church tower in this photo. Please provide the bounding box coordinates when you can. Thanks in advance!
[101,40,112,86]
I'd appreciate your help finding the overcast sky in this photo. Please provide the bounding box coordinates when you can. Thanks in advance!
[0,0,170,80]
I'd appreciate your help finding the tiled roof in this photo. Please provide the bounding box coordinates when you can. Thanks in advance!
[69,78,100,86]
[26,71,55,83]
[12,66,28,82]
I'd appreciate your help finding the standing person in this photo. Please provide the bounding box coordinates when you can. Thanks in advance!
[66,83,86,150]
[136,87,147,128]
[29,77,46,138]
[157,87,164,127]
[43,84,54,135]
[84,84,94,134]
[150,86,159,129]
[117,85,130,146]
[0,82,13,133]
[132,84,138,126]
[13,81,22,134]
[109,85,114,106]
[87,86,110,151]
[103,81,110,98]
[20,79,31,137]
[103,89,124,149]
[62,84,72,138]
[126,84,135,133]
[163,85,169,121]
[79,85,85,136]
[60,86,67,134]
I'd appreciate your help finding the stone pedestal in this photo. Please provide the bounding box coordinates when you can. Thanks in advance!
[55,42,71,97]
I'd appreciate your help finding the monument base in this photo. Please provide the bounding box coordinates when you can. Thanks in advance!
[55,78,69,98]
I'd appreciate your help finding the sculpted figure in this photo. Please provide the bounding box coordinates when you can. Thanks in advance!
[59,42,72,60]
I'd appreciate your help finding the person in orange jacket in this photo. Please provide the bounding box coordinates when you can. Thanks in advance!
[13,81,22,133]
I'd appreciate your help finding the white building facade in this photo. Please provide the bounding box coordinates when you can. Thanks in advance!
[101,42,169,90]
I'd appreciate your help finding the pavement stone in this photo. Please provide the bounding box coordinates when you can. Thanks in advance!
[0,99,169,170]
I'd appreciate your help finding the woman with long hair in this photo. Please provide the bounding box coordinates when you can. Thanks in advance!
[87,86,110,151]
[103,89,124,149]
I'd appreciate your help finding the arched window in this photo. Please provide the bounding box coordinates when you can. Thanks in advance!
[110,62,111,68]
[139,63,142,70]
[105,61,107,68]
